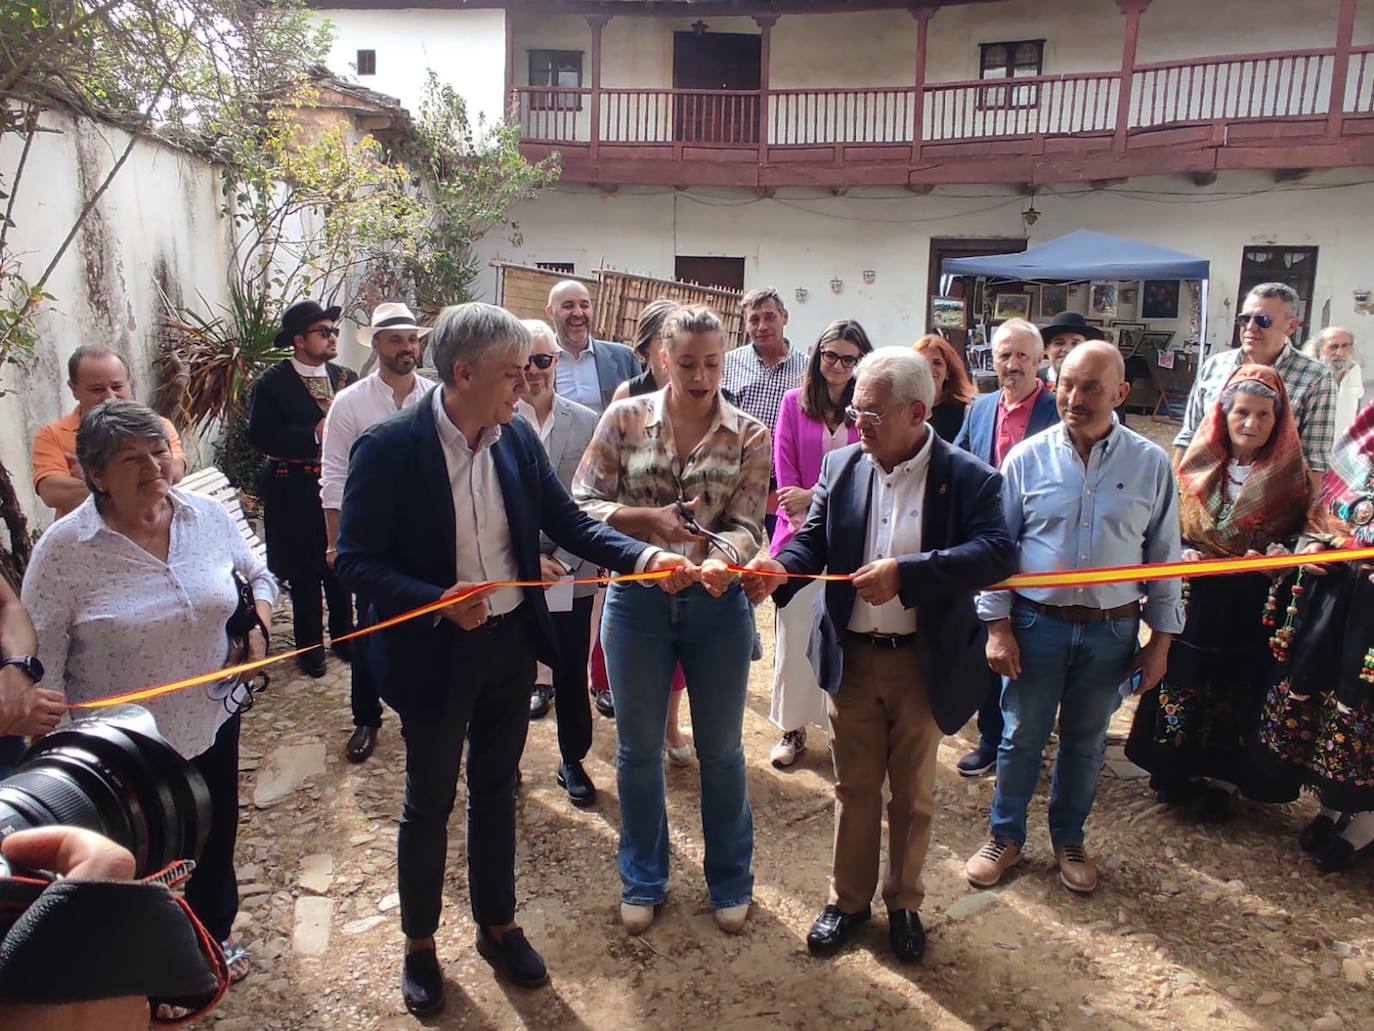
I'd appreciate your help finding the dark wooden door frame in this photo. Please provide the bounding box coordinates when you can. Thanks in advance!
[672,31,761,145]
[927,237,1028,358]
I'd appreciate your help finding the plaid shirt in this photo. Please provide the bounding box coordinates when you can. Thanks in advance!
[721,342,808,433]
[1175,344,1337,472]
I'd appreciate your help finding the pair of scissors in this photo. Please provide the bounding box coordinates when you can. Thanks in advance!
[674,498,742,566]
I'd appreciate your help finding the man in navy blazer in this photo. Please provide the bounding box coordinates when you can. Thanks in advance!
[545,279,638,412]
[743,348,1015,966]
[336,303,693,1017]
[950,318,1060,777]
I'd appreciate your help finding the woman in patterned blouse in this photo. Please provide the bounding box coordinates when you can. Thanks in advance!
[574,306,770,937]
[22,399,276,990]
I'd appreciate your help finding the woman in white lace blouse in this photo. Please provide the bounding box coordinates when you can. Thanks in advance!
[21,399,276,984]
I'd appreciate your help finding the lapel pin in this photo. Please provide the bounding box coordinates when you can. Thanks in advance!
[939,483,948,494]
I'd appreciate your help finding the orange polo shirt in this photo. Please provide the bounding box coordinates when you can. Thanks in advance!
[31,406,186,516]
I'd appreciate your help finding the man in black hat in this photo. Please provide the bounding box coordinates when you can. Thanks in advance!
[1039,311,1104,390]
[249,300,358,677]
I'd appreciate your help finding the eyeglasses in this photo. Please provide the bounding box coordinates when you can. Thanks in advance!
[208,671,270,717]
[308,326,341,339]
[845,405,884,425]
[525,353,556,370]
[1235,313,1274,330]
[819,350,860,370]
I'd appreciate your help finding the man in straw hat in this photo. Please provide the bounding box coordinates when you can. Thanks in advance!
[249,299,357,678]
[320,302,432,762]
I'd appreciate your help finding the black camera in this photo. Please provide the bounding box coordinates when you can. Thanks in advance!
[0,706,212,879]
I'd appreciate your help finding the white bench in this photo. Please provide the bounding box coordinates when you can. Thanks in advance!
[179,466,267,566]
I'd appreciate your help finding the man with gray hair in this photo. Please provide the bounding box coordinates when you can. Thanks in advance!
[743,347,1015,965]
[335,302,694,1017]
[1306,325,1364,441]
[1176,282,1335,493]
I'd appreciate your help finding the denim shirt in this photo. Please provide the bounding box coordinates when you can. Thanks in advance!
[977,421,1185,633]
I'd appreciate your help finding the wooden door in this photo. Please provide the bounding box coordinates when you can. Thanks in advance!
[675,256,746,292]
[927,237,1028,363]
[672,32,760,145]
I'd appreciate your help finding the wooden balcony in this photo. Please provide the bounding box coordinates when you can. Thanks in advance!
[514,44,1374,188]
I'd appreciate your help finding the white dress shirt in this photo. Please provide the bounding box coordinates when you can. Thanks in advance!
[515,397,557,448]
[847,429,934,635]
[430,386,522,615]
[22,490,279,758]
[320,371,430,510]
[555,341,602,410]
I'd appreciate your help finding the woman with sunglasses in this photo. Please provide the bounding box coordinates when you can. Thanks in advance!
[574,306,770,936]
[912,334,975,442]
[22,399,277,996]
[767,320,872,768]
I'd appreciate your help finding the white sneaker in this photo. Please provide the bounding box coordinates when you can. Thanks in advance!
[621,903,654,934]
[664,740,693,767]
[714,903,749,934]
[770,728,806,768]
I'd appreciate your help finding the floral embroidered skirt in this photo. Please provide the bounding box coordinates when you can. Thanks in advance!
[1126,571,1300,802]
[1258,562,1374,813]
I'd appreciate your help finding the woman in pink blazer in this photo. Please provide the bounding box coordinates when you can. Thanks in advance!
[767,320,872,768]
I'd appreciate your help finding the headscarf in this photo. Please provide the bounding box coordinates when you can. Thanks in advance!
[1176,363,1309,556]
[1310,399,1374,547]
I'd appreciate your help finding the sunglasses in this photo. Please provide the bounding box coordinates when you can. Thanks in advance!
[819,350,860,370]
[308,326,341,339]
[1235,313,1274,330]
[525,353,556,370]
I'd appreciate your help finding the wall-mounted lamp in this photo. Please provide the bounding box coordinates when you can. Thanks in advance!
[794,287,809,303]
[1021,201,1040,228]
[830,277,843,294]
[691,19,709,36]
[862,269,876,285]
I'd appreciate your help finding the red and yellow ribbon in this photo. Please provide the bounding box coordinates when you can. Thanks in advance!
[69,547,1374,711]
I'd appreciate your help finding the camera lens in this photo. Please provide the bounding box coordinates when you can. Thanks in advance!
[0,706,211,877]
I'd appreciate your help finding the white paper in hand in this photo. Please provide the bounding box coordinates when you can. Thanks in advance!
[544,575,575,613]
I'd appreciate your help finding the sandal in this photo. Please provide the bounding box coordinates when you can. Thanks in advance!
[222,939,250,985]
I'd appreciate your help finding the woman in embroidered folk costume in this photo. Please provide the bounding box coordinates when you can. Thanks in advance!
[1126,365,1309,819]
[1258,398,1374,870]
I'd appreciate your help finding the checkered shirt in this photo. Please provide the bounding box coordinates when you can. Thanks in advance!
[721,343,808,433]
[1174,344,1337,472]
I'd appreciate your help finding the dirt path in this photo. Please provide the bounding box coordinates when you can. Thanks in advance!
[197,600,1373,1031]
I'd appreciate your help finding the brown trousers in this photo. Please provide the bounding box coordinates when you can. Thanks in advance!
[827,637,944,914]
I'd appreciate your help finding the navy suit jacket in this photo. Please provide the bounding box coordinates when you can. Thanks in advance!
[335,388,647,719]
[952,385,1059,466]
[592,338,639,411]
[773,434,1017,735]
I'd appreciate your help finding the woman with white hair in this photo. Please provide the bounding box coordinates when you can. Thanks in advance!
[575,305,770,935]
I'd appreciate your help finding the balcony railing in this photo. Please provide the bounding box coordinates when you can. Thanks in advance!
[511,42,1374,180]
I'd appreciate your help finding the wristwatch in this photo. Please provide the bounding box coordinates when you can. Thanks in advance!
[0,655,44,683]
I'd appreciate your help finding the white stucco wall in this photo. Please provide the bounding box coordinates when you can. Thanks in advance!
[0,108,235,530]
[475,169,1374,399]
[316,8,508,122]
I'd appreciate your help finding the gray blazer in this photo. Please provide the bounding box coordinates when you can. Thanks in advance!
[592,339,639,412]
[535,394,602,598]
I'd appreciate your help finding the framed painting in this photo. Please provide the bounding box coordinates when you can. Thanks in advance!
[1111,320,1147,355]
[1119,282,1139,307]
[931,296,967,330]
[1142,280,1180,319]
[1140,329,1176,352]
[993,292,1031,321]
[1038,284,1068,318]
[1089,281,1117,319]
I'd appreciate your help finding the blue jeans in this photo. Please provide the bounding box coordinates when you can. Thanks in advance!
[602,581,754,909]
[989,599,1138,848]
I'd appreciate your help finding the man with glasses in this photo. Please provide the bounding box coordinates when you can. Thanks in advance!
[742,348,1015,966]
[249,299,358,678]
[1175,282,1335,493]
[515,320,604,807]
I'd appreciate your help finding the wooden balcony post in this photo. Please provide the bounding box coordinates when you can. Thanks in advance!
[1327,0,1357,137]
[1113,0,1152,152]
[586,14,611,160]
[754,14,779,163]
[910,6,937,162]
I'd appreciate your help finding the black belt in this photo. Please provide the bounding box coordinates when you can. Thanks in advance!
[845,629,918,649]
[469,604,524,634]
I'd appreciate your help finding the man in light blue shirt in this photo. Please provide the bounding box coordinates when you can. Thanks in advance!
[965,342,1184,896]
[545,280,638,413]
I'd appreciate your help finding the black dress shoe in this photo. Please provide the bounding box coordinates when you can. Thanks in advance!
[330,639,353,664]
[346,725,378,763]
[888,909,926,964]
[1200,785,1236,824]
[402,947,444,1016]
[530,685,552,720]
[1313,835,1374,873]
[298,651,326,678]
[556,761,597,807]
[806,903,871,956]
[475,927,548,988]
[1299,813,1343,853]
[1152,776,1203,807]
[593,688,615,719]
